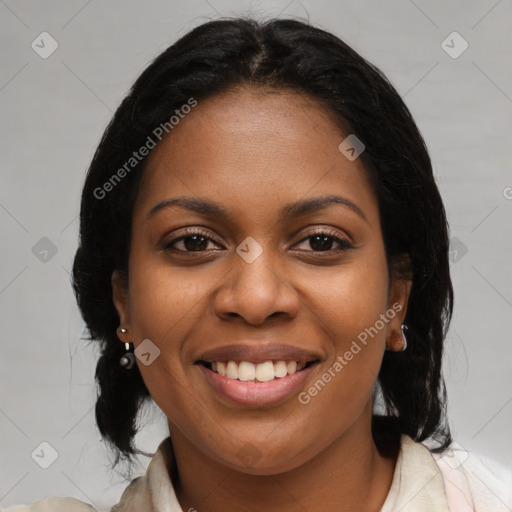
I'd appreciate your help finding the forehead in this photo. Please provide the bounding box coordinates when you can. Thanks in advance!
[135,87,378,224]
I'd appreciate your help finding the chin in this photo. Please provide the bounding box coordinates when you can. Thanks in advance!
[208,439,316,476]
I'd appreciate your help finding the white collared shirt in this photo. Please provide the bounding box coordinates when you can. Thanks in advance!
[5,435,512,511]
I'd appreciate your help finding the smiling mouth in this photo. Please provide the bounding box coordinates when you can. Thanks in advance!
[198,359,320,383]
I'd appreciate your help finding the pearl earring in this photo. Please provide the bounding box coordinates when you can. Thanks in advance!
[118,327,135,369]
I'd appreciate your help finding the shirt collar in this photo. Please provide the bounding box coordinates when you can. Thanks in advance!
[380,435,451,512]
[113,435,450,512]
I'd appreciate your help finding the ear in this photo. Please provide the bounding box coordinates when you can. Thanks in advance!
[112,270,131,342]
[386,267,412,352]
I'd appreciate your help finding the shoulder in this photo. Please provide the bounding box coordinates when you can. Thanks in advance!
[432,441,512,511]
[2,497,97,512]
[385,435,512,512]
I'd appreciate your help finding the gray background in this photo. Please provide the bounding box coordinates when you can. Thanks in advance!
[1,0,511,509]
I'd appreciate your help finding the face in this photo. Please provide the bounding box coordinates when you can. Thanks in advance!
[113,87,410,475]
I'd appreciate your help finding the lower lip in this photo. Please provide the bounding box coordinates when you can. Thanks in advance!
[198,364,316,408]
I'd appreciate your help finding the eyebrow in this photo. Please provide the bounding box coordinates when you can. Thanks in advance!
[147,195,368,223]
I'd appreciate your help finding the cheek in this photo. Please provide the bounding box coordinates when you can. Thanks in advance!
[126,265,203,429]
[128,252,213,339]
[291,269,390,456]
[296,253,390,401]
[306,253,390,343]
[125,250,211,402]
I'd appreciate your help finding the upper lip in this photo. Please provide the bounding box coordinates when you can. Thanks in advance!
[196,343,322,364]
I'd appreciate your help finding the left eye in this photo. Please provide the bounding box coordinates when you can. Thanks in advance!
[294,233,352,252]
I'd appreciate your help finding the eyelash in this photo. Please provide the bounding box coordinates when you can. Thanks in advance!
[294,229,353,253]
[163,227,353,254]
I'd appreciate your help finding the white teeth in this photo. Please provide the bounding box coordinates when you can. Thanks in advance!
[217,361,226,377]
[226,361,239,379]
[255,361,274,382]
[238,361,256,381]
[274,360,288,378]
[210,359,309,381]
[287,361,297,375]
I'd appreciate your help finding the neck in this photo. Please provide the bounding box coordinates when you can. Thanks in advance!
[168,409,397,512]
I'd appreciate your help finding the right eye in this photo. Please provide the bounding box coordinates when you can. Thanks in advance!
[163,228,223,253]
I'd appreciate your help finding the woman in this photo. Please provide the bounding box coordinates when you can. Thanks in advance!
[7,17,511,512]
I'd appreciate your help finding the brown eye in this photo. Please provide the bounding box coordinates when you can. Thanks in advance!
[164,229,222,253]
[293,230,353,253]
[309,235,335,251]
[182,235,209,251]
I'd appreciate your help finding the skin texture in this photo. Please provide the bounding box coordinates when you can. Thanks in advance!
[113,87,411,511]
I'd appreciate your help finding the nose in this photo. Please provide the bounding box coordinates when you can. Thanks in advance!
[212,249,300,325]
